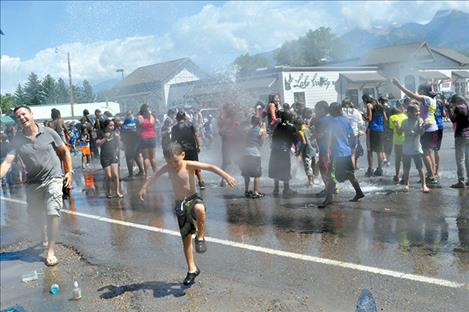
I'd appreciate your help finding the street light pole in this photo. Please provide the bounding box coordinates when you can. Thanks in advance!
[116,68,124,80]
[67,52,75,117]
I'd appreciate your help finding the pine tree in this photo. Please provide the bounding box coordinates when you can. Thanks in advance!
[0,93,17,114]
[56,78,69,104]
[41,74,57,104]
[14,84,26,105]
[23,72,43,105]
[82,80,94,103]
[73,84,83,103]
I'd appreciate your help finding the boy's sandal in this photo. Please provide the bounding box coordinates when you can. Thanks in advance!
[244,191,254,198]
[183,268,200,286]
[194,238,207,253]
[251,192,265,199]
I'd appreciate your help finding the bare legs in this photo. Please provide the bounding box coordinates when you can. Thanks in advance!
[434,150,440,177]
[104,164,122,197]
[244,177,260,194]
[195,169,204,184]
[394,145,403,181]
[141,148,157,176]
[46,216,60,265]
[423,148,435,178]
[182,203,206,273]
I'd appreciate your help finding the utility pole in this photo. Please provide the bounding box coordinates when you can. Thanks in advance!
[67,52,75,117]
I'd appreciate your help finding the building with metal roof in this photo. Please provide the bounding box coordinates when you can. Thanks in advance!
[110,58,210,113]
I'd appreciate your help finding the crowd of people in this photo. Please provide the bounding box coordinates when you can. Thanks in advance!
[1,79,468,285]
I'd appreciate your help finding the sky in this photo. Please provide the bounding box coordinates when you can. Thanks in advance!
[1,0,469,93]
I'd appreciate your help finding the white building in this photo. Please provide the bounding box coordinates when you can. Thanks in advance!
[110,58,209,114]
[358,42,469,99]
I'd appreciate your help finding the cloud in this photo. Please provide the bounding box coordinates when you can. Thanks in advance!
[1,35,174,93]
[337,1,469,31]
[2,1,469,93]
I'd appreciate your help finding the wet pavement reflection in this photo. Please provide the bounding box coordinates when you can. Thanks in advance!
[1,132,469,311]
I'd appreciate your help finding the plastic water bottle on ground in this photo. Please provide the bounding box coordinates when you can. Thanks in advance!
[21,270,39,282]
[50,283,60,295]
[355,288,377,312]
[72,281,82,300]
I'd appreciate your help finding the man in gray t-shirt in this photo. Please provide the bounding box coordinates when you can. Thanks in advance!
[0,105,73,267]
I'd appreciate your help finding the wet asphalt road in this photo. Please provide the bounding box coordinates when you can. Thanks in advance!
[1,126,469,311]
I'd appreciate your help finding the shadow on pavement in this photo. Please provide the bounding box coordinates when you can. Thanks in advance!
[0,244,43,263]
[98,281,186,299]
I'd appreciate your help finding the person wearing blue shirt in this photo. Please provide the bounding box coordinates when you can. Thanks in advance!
[320,102,365,208]
[434,96,446,177]
[364,95,387,177]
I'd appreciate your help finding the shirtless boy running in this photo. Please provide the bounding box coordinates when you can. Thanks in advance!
[138,142,236,285]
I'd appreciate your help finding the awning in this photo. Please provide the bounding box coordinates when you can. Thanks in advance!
[418,71,449,80]
[340,72,387,83]
[453,71,469,79]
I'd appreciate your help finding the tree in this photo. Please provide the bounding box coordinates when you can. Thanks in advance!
[0,93,16,114]
[274,27,344,66]
[72,84,84,103]
[233,53,270,75]
[81,80,94,102]
[14,84,26,105]
[23,72,43,105]
[56,78,69,103]
[274,40,305,66]
[41,74,57,104]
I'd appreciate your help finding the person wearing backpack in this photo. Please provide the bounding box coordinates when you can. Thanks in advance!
[446,95,469,188]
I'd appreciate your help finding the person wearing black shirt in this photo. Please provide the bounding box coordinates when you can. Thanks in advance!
[171,111,205,189]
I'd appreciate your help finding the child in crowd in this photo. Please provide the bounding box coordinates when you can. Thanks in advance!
[297,117,316,187]
[364,95,387,177]
[394,102,430,193]
[321,102,365,208]
[78,128,91,168]
[240,116,266,198]
[312,101,334,198]
[69,125,79,155]
[138,142,236,286]
[434,95,447,177]
[392,78,439,185]
[268,111,299,197]
[161,117,173,159]
[389,101,408,183]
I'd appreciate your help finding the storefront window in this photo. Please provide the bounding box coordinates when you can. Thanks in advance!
[455,82,467,96]
[362,88,375,99]
[346,89,359,108]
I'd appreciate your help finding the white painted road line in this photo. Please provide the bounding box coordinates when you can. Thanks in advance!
[2,196,468,290]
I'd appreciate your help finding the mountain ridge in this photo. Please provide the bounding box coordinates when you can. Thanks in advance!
[340,9,469,58]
